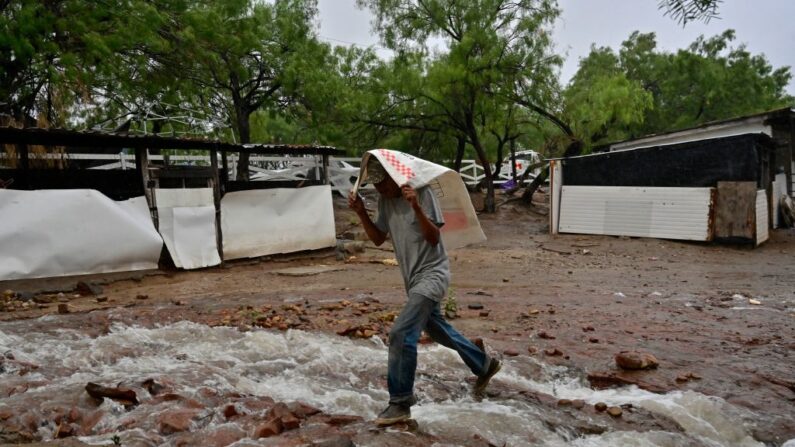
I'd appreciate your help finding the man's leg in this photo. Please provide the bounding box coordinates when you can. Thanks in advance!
[381,293,434,422]
[424,302,490,376]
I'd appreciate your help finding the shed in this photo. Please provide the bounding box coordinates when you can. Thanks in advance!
[550,133,776,245]
[0,127,345,280]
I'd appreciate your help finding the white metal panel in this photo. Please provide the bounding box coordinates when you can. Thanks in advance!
[559,186,714,241]
[756,190,769,246]
[221,186,337,260]
[155,188,221,269]
[0,191,162,280]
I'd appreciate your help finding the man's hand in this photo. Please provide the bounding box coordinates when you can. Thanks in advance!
[401,185,419,209]
[348,191,366,214]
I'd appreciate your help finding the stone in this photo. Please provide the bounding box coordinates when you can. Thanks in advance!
[75,281,103,296]
[594,402,607,412]
[312,435,356,447]
[582,326,595,332]
[85,382,138,406]
[470,337,485,351]
[223,404,239,419]
[287,401,322,418]
[588,337,599,343]
[615,351,659,370]
[158,409,199,434]
[58,303,70,314]
[54,422,75,438]
[503,348,520,357]
[326,414,362,426]
[468,303,484,310]
[606,406,623,417]
[572,399,585,409]
[557,399,572,406]
[136,294,149,300]
[253,419,283,438]
[479,310,490,317]
[537,331,555,340]
[544,348,563,356]
[95,296,108,303]
[200,425,246,447]
[57,293,70,303]
[342,241,365,254]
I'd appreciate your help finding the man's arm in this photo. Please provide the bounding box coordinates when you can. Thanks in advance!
[401,185,440,246]
[348,192,387,246]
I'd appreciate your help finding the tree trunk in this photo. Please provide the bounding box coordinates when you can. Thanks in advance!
[234,106,251,181]
[509,139,517,181]
[468,130,495,213]
[453,136,465,172]
[521,140,583,204]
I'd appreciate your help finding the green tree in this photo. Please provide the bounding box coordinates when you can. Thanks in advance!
[357,0,563,212]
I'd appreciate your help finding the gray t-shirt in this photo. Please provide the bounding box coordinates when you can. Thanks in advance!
[374,186,450,301]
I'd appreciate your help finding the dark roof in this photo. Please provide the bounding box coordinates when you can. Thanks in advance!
[0,126,344,156]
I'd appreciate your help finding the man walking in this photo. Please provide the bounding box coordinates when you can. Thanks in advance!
[348,157,501,426]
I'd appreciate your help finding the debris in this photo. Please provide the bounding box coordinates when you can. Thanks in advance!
[615,351,659,370]
[748,299,762,305]
[381,258,399,266]
[614,292,626,298]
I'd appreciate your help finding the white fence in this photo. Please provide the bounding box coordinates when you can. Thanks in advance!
[0,153,525,192]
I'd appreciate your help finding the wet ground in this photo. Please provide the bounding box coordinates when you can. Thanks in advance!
[1,192,794,446]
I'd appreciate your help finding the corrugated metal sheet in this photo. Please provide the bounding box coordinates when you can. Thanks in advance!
[756,190,769,245]
[559,186,714,241]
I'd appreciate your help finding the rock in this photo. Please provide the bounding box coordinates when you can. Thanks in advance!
[95,296,108,303]
[17,291,35,302]
[606,406,623,417]
[136,294,149,300]
[468,303,484,310]
[503,348,519,357]
[85,382,138,406]
[326,414,362,426]
[582,326,595,332]
[588,337,599,343]
[200,425,246,447]
[287,401,322,418]
[528,309,540,315]
[223,404,239,419]
[158,409,199,434]
[342,241,365,254]
[54,422,76,438]
[470,337,485,351]
[58,303,70,314]
[587,371,668,393]
[557,399,572,406]
[75,281,103,296]
[142,378,166,395]
[615,351,659,370]
[57,293,69,303]
[594,402,607,412]
[479,311,490,317]
[312,435,356,447]
[572,399,585,409]
[544,348,563,356]
[537,331,555,340]
[269,402,300,430]
[254,419,283,438]
[502,278,509,283]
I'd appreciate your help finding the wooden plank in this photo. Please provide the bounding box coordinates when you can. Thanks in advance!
[714,181,757,240]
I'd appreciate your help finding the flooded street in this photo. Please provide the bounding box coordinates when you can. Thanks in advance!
[2,201,794,446]
[0,311,774,446]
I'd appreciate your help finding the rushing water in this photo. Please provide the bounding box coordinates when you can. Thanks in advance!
[0,314,772,447]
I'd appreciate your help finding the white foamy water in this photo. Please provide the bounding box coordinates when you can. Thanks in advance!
[0,319,766,447]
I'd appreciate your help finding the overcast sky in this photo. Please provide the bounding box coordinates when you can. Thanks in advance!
[316,0,795,95]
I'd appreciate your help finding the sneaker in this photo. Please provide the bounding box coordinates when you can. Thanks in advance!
[375,404,411,426]
[474,358,501,394]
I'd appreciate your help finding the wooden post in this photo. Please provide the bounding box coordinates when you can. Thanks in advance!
[322,154,330,185]
[17,144,29,189]
[221,150,229,194]
[135,147,158,229]
[210,144,224,262]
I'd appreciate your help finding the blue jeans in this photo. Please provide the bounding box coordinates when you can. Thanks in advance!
[387,293,489,406]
